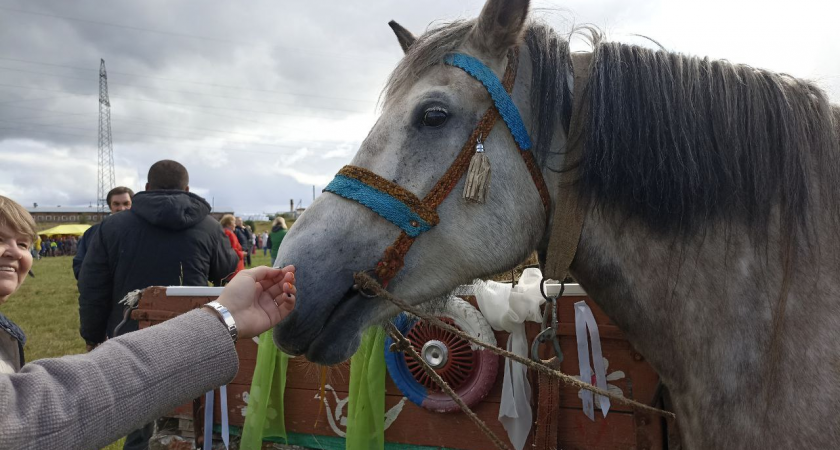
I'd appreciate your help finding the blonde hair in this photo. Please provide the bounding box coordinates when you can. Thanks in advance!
[272,216,288,230]
[0,195,38,241]
[219,214,236,228]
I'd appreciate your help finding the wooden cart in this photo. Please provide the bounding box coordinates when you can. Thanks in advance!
[133,285,672,450]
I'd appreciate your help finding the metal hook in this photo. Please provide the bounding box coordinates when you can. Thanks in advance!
[530,326,564,363]
[532,277,564,363]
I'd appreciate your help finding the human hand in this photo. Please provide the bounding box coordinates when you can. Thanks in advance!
[214,265,296,340]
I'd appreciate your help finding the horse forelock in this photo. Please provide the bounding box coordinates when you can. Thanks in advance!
[382,20,574,171]
[579,42,840,245]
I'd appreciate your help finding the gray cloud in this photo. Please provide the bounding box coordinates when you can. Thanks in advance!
[0,0,837,215]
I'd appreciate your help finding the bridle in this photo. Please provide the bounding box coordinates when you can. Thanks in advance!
[324,48,551,288]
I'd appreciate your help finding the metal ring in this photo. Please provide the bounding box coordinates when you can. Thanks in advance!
[539,277,565,302]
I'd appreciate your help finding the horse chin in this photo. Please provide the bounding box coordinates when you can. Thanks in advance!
[301,290,381,365]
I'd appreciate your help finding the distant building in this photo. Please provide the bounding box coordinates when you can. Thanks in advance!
[27,206,107,223]
[26,205,235,223]
[208,207,235,221]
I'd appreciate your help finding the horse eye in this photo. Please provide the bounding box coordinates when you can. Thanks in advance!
[422,109,448,127]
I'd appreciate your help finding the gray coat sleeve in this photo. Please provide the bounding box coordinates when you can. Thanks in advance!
[0,309,239,449]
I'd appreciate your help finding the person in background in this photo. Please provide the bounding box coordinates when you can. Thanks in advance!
[249,226,257,256]
[220,214,245,276]
[78,160,238,450]
[31,235,41,260]
[0,194,297,448]
[73,186,134,280]
[49,240,56,257]
[233,217,247,258]
[261,230,269,256]
[267,216,288,267]
[234,218,251,268]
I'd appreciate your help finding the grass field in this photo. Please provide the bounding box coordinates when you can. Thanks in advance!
[3,250,275,449]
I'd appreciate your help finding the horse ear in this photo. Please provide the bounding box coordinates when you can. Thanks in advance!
[388,20,417,54]
[468,0,530,59]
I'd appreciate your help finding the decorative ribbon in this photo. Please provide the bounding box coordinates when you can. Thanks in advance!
[241,330,290,449]
[345,326,387,450]
[202,385,230,450]
[220,385,230,448]
[574,301,610,421]
[474,268,545,450]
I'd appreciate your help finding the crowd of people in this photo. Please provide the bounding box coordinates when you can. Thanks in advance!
[35,236,77,258]
[0,159,297,449]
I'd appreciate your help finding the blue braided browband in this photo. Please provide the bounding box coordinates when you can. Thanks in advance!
[444,53,532,151]
[324,174,434,238]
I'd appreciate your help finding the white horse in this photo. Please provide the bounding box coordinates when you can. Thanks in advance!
[274,1,840,447]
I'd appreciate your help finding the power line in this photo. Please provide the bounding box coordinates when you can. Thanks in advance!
[0,65,373,114]
[0,115,93,128]
[0,56,378,104]
[0,118,360,151]
[0,5,394,64]
[4,105,295,137]
[3,105,327,140]
[0,95,73,106]
[0,123,355,158]
[0,82,374,121]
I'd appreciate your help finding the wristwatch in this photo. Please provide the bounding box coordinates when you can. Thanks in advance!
[203,301,238,342]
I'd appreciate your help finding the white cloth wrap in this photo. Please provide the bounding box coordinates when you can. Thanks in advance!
[474,268,545,450]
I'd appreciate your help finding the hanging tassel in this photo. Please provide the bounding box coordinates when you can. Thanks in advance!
[463,137,491,203]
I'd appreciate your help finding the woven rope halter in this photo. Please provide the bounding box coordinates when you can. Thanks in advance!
[324,47,590,287]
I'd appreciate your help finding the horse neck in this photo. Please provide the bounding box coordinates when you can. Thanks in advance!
[565,203,840,446]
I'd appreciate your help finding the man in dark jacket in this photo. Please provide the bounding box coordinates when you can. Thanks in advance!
[78,159,238,450]
[234,217,252,267]
[73,186,134,279]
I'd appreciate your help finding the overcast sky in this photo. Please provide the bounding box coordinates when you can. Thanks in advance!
[0,0,837,217]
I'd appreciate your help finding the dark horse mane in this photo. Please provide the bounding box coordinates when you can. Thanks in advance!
[582,41,840,239]
[385,20,840,242]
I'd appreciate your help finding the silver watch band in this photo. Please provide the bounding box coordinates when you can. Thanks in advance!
[204,301,238,342]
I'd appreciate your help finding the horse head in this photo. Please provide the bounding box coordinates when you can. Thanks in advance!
[272,0,840,446]
[273,0,559,365]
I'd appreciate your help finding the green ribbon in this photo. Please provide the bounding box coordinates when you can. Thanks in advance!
[241,327,387,449]
[240,330,290,449]
[345,326,387,450]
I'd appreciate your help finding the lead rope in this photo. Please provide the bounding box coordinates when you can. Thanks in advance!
[355,272,675,421]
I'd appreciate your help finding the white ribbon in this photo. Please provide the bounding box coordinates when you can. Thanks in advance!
[202,385,231,449]
[475,268,545,450]
[220,385,230,449]
[203,390,214,450]
[574,301,610,421]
